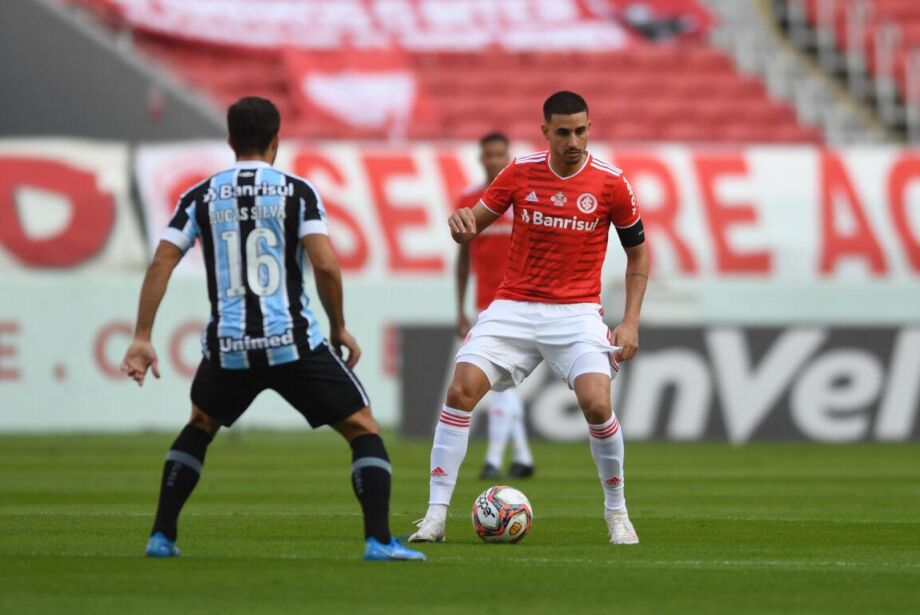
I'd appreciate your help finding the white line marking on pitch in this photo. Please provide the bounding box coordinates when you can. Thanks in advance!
[4,552,919,574]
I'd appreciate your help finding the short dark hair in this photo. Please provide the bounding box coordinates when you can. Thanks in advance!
[543,91,589,121]
[479,131,509,147]
[227,96,281,155]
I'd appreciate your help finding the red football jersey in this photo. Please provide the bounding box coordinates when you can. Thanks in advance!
[456,183,514,310]
[480,151,641,304]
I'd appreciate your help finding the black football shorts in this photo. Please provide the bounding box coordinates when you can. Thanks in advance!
[190,342,369,428]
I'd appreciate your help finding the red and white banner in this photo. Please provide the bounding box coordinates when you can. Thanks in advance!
[136,142,920,282]
[0,139,146,271]
[284,49,431,139]
[83,0,636,51]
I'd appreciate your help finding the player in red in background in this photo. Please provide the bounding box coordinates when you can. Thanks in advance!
[410,91,649,545]
[455,132,535,481]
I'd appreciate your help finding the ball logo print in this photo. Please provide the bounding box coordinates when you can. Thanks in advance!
[576,193,598,214]
[471,485,534,543]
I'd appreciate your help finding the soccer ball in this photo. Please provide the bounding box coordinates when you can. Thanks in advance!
[471,485,533,543]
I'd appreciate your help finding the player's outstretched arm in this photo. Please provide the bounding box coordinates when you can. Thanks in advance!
[121,241,183,386]
[612,242,649,363]
[303,233,361,368]
[448,202,499,244]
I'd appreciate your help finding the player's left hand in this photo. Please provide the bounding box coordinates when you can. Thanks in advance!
[448,208,478,243]
[611,321,639,362]
[331,328,362,369]
[121,339,160,387]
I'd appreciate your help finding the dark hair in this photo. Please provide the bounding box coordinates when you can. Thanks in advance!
[227,96,281,155]
[542,91,589,121]
[479,131,509,147]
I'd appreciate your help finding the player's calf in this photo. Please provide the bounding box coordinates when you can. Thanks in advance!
[348,431,392,544]
[149,412,216,549]
[335,408,425,560]
[573,370,635,542]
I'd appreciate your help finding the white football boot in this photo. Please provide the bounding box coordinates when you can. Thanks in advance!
[407,516,446,543]
[605,509,639,545]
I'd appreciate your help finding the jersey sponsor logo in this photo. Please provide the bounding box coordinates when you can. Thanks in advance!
[205,182,294,202]
[521,208,600,231]
[218,329,295,352]
[551,191,567,208]
[576,193,598,214]
[209,203,287,225]
[525,191,539,202]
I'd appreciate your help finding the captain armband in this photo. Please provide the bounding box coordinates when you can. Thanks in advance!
[616,219,645,248]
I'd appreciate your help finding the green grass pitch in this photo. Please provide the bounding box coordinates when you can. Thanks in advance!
[1,431,918,614]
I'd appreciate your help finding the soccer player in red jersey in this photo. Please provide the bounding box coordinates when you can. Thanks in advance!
[410,92,648,545]
[455,132,534,481]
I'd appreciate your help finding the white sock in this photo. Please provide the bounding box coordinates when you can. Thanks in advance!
[506,390,534,466]
[588,414,626,511]
[485,391,514,467]
[427,406,472,512]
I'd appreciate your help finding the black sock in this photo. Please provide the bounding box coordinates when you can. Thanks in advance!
[151,424,213,541]
[350,434,392,543]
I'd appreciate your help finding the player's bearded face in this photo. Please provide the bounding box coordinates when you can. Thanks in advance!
[543,112,590,165]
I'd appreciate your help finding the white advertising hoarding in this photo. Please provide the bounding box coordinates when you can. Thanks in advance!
[0,139,146,271]
[135,142,920,285]
[2,140,919,435]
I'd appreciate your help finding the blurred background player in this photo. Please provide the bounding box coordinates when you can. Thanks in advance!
[455,131,535,481]
[120,96,425,562]
[410,91,648,545]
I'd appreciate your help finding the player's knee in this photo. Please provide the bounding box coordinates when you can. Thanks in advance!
[579,398,612,425]
[446,381,480,412]
[334,406,379,441]
[189,406,221,436]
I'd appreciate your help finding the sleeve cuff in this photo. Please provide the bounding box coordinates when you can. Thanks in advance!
[614,216,641,230]
[479,199,501,216]
[299,219,329,238]
[161,227,193,252]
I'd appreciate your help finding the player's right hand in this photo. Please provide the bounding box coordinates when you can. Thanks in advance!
[121,339,160,387]
[331,328,362,369]
[456,313,471,339]
[448,208,478,243]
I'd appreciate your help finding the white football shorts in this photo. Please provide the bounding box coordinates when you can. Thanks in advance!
[456,299,621,391]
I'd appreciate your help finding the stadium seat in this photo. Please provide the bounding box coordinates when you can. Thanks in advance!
[68,0,823,144]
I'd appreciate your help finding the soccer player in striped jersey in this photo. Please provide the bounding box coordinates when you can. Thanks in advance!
[410,91,649,545]
[454,132,535,480]
[121,96,424,562]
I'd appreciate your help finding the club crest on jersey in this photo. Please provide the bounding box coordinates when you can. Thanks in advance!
[551,191,567,208]
[577,193,598,214]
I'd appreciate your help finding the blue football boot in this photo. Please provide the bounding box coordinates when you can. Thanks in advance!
[145,532,180,558]
[363,536,426,561]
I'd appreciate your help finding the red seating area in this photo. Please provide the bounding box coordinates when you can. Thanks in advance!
[135,36,819,144]
[802,0,920,97]
[67,0,819,143]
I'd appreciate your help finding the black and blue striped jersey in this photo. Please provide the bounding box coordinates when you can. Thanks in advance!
[162,160,327,369]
